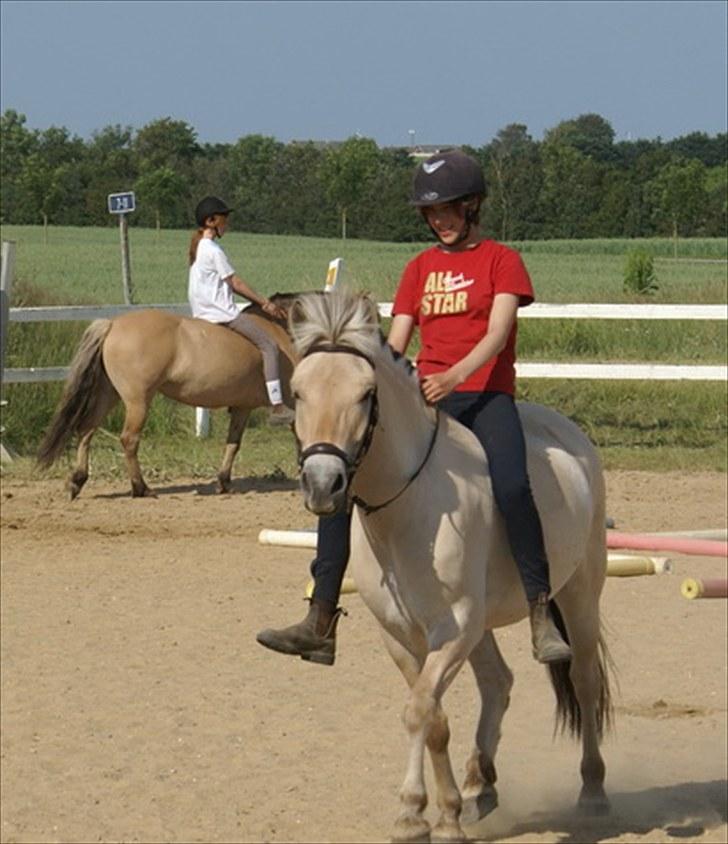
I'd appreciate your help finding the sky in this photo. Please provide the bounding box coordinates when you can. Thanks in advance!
[1,0,726,148]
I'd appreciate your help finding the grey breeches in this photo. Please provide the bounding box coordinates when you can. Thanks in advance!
[223,311,281,384]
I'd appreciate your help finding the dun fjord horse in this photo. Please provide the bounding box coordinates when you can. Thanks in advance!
[37,295,298,498]
[289,290,613,843]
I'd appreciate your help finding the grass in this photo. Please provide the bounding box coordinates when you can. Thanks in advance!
[1,225,726,478]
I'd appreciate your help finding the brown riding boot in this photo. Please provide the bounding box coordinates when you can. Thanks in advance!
[255,598,344,666]
[529,593,572,664]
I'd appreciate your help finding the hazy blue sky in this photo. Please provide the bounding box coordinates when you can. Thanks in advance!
[1,0,726,147]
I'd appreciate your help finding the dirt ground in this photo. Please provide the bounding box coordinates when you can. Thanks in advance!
[1,470,726,844]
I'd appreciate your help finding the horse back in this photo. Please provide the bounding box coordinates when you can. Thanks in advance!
[102,309,294,409]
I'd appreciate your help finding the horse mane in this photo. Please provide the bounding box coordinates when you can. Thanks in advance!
[290,289,383,361]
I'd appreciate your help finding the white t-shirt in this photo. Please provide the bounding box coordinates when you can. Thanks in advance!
[188,237,241,323]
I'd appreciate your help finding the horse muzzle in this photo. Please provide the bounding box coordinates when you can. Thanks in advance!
[299,448,350,515]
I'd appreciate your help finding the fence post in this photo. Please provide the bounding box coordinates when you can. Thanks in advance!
[1,240,17,462]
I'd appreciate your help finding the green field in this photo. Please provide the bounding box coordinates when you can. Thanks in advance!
[1,226,726,480]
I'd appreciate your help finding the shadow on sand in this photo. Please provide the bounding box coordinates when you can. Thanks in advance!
[468,779,727,843]
[92,476,300,499]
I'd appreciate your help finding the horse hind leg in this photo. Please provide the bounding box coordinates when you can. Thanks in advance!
[552,579,612,815]
[460,630,513,826]
[69,382,119,500]
[119,397,153,497]
[217,407,251,493]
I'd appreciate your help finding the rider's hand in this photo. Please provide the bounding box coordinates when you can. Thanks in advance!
[262,300,286,320]
[421,369,463,404]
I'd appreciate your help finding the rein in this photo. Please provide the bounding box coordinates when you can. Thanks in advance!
[296,343,440,517]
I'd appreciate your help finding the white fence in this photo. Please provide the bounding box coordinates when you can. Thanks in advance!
[4,302,727,385]
[1,240,727,389]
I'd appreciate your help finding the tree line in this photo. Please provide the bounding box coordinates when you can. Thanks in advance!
[1,109,725,242]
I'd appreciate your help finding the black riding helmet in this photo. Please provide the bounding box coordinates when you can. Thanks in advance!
[411,149,486,207]
[195,196,233,227]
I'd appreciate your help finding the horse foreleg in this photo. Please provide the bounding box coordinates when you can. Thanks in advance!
[378,629,431,842]
[383,630,470,842]
[460,630,513,825]
[119,398,153,498]
[395,635,475,843]
[217,407,251,493]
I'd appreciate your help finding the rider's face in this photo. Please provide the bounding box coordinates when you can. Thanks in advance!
[206,213,229,235]
[423,202,467,246]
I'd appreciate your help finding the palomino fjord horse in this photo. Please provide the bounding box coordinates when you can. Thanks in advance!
[37,295,298,498]
[289,290,613,842]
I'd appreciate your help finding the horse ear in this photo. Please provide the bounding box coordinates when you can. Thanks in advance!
[361,293,380,326]
[288,297,307,327]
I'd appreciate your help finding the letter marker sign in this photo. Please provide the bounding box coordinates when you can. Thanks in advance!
[108,191,136,304]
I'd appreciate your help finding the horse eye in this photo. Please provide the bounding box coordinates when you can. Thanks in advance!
[292,390,301,402]
[360,389,374,404]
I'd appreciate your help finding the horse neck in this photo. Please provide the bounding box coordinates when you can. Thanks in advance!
[350,351,435,505]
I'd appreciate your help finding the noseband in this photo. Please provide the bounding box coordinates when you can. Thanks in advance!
[295,343,439,516]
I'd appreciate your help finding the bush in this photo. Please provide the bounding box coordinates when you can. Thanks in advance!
[623,249,658,295]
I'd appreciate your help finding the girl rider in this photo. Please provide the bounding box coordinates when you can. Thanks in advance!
[188,196,289,413]
[256,151,571,666]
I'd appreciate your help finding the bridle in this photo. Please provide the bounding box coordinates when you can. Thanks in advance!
[294,343,440,516]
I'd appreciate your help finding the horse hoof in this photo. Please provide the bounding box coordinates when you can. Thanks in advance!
[461,789,498,825]
[577,789,610,816]
[131,485,155,498]
[432,821,469,842]
[68,471,87,500]
[217,477,231,494]
[391,816,431,843]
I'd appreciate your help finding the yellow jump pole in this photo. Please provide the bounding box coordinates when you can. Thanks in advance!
[681,578,728,600]
[606,555,672,577]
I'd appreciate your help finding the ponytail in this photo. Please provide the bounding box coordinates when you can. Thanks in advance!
[188,228,205,266]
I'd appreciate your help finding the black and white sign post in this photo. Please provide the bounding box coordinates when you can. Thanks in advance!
[108,192,136,305]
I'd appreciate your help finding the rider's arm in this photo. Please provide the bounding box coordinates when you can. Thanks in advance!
[224,274,285,319]
[387,314,415,355]
[420,293,519,403]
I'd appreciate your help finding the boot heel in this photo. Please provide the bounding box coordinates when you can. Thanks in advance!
[302,650,335,666]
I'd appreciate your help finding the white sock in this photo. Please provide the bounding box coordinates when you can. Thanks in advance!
[265,379,283,405]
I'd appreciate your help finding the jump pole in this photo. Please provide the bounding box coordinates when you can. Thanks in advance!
[681,578,728,600]
[607,532,728,558]
[606,555,672,576]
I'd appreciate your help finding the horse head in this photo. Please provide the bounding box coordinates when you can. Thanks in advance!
[288,291,382,515]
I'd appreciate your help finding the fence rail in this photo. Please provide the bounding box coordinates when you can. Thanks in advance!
[3,301,728,384]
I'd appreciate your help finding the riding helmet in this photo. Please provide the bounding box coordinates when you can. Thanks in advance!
[411,149,487,206]
[195,196,234,227]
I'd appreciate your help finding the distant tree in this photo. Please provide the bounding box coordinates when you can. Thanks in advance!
[82,124,136,225]
[703,165,727,237]
[482,123,543,241]
[321,136,380,239]
[545,114,616,162]
[539,141,605,237]
[134,118,199,179]
[667,132,728,168]
[647,158,709,254]
[0,109,37,222]
[226,134,284,233]
[135,165,188,233]
[13,125,85,233]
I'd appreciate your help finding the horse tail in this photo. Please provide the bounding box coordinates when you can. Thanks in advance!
[546,602,615,740]
[37,319,116,468]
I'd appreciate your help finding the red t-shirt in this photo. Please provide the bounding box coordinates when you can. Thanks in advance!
[392,240,534,394]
